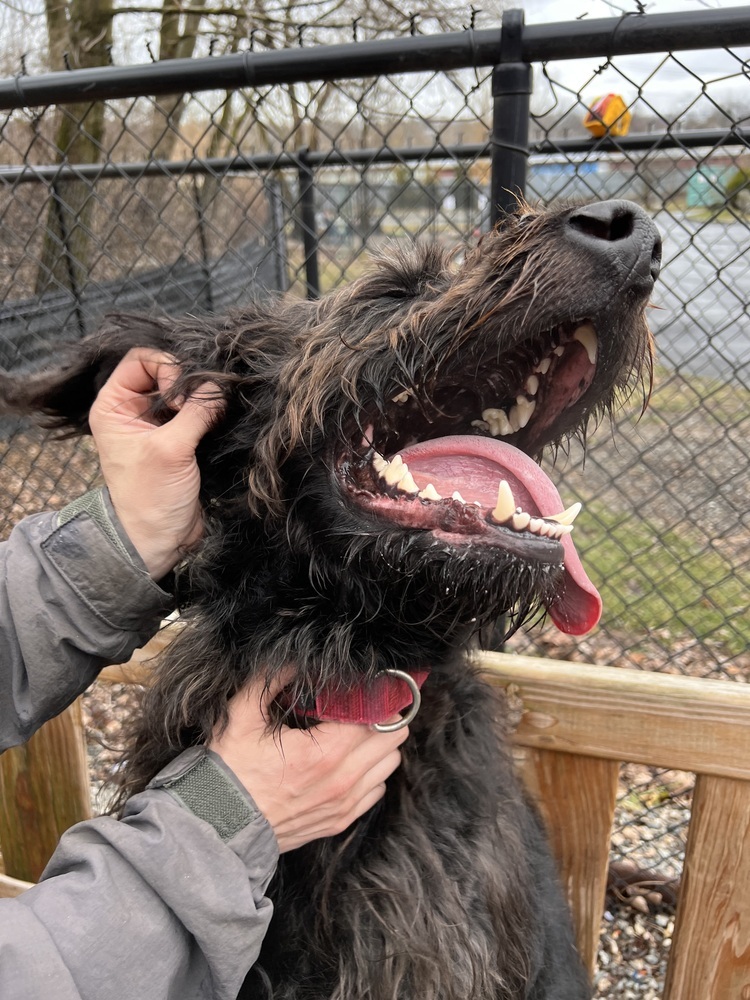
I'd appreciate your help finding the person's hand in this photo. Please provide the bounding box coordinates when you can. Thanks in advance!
[88,348,223,581]
[208,676,409,853]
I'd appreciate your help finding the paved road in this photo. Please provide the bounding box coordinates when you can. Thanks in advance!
[650,211,750,382]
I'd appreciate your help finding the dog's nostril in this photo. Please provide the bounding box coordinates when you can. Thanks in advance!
[568,207,635,243]
[650,236,663,281]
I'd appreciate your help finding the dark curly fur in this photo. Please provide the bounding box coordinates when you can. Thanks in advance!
[1,199,661,999]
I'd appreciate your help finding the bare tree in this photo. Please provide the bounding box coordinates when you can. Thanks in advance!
[28,0,503,292]
[36,0,114,294]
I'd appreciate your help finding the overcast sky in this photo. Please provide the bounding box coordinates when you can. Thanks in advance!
[510,0,750,120]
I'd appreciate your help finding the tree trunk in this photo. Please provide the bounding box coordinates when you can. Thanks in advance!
[35,0,114,297]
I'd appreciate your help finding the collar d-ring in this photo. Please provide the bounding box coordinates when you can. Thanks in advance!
[373,668,421,732]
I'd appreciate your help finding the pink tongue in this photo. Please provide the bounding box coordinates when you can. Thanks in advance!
[397,435,602,635]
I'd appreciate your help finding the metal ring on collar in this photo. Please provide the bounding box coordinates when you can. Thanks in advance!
[372,669,421,732]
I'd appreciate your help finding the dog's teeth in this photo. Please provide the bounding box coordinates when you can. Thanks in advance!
[392,388,414,404]
[419,483,442,501]
[397,470,419,494]
[481,408,513,437]
[372,452,388,474]
[383,456,406,486]
[492,480,515,523]
[525,375,539,396]
[550,523,574,538]
[553,345,565,357]
[573,322,598,365]
[451,491,466,504]
[511,511,531,531]
[471,419,490,432]
[546,502,582,526]
[534,357,552,375]
[528,516,545,535]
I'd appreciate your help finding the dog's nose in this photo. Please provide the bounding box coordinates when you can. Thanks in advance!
[565,200,662,287]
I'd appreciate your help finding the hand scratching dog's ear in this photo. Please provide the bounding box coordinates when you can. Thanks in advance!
[0,315,177,436]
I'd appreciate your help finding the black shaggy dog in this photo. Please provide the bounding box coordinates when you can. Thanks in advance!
[4,198,661,1000]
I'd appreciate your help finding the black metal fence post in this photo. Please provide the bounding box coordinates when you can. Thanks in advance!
[297,147,320,299]
[490,9,532,225]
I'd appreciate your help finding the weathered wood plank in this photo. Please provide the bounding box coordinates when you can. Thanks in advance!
[0,872,33,898]
[98,661,151,685]
[522,748,618,976]
[478,651,750,780]
[0,700,91,882]
[664,773,750,999]
[98,623,179,685]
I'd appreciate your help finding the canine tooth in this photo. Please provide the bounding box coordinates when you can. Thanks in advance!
[546,502,582,526]
[383,456,406,486]
[534,357,551,375]
[553,345,565,357]
[512,511,531,531]
[397,470,419,494]
[492,480,515,523]
[372,452,388,474]
[525,375,539,396]
[573,322,598,365]
[514,396,536,429]
[452,491,466,503]
[419,484,442,501]
[508,405,522,432]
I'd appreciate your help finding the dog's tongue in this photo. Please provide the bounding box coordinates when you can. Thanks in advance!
[397,436,602,635]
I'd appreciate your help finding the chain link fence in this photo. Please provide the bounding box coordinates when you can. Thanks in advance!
[1,7,749,996]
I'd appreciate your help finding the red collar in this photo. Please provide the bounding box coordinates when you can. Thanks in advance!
[290,668,430,727]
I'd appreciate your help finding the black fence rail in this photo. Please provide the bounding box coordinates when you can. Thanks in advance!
[1,6,750,995]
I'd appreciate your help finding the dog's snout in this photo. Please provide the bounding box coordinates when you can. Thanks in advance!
[566,199,662,286]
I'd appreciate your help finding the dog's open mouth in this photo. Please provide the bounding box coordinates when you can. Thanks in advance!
[339,319,606,635]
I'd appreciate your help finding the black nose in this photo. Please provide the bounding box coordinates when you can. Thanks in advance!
[566,200,662,286]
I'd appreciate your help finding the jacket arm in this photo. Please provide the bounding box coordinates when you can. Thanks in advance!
[0,750,279,1000]
[0,489,174,749]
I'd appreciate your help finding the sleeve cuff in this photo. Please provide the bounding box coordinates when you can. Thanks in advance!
[149,747,266,844]
[43,489,174,632]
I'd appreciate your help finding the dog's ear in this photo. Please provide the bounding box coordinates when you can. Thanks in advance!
[0,315,173,435]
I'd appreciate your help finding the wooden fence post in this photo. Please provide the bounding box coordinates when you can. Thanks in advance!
[522,747,619,976]
[663,773,750,1000]
[0,699,91,883]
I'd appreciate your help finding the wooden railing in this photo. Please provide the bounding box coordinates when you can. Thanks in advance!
[2,641,749,997]
[479,651,750,999]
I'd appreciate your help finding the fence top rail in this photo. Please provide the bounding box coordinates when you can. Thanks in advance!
[0,6,749,111]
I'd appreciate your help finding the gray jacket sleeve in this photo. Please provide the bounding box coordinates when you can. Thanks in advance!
[0,488,174,749]
[0,748,279,1000]
[0,493,281,997]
